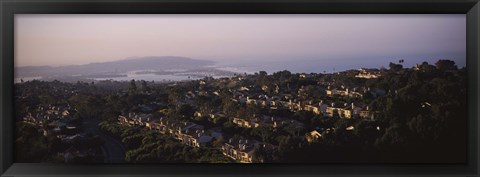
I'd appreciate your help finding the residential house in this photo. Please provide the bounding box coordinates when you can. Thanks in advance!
[222,137,256,163]
[194,111,203,118]
[325,103,362,119]
[269,100,279,109]
[118,113,152,127]
[118,115,130,126]
[359,106,375,120]
[305,130,322,142]
[208,112,225,123]
[355,68,382,79]
[246,97,258,106]
[23,113,43,126]
[325,86,337,97]
[233,117,260,128]
[177,127,213,148]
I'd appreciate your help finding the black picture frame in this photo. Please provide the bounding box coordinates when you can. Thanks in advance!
[1,0,479,176]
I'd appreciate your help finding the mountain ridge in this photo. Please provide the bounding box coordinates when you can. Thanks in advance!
[16,56,215,77]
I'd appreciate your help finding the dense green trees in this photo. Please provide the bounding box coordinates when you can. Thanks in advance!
[371,61,466,162]
[15,122,54,162]
[435,59,458,71]
[176,104,195,120]
[69,94,106,120]
[128,79,137,95]
[389,62,403,71]
[16,121,104,163]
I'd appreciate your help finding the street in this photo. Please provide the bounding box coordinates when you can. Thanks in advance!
[83,118,126,163]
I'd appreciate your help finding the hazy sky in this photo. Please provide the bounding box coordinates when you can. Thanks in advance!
[15,14,466,69]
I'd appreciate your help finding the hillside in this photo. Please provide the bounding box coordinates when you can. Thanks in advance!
[16,56,215,78]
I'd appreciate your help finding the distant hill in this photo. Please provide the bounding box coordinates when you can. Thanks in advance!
[16,56,215,78]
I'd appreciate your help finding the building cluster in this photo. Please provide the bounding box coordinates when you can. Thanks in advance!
[20,103,100,162]
[222,137,256,163]
[22,104,72,126]
[22,104,76,136]
[118,112,152,127]
[119,113,219,148]
[118,112,276,162]
[193,111,226,123]
[324,102,376,119]
[232,115,303,129]
[325,85,365,98]
[355,68,382,79]
[195,71,384,144]
[233,93,377,120]
[222,137,276,163]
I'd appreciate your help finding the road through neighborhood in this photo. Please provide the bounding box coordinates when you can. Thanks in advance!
[84,119,126,163]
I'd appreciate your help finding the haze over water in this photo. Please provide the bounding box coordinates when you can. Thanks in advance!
[16,14,466,74]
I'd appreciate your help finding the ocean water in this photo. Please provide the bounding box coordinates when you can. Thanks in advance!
[91,73,203,82]
[91,72,232,82]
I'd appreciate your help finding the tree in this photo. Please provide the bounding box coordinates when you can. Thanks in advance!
[236,108,247,119]
[38,94,56,105]
[251,126,275,143]
[259,71,268,76]
[420,62,436,73]
[177,104,194,119]
[212,137,224,148]
[140,80,149,93]
[152,111,165,120]
[253,145,267,163]
[246,104,260,118]
[435,60,457,71]
[128,79,137,95]
[389,62,403,71]
[222,100,240,117]
[273,70,292,81]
